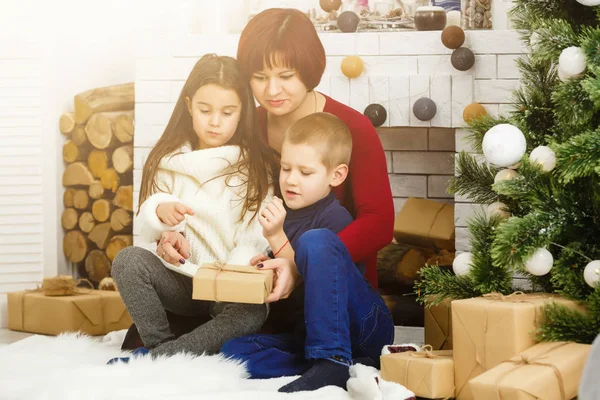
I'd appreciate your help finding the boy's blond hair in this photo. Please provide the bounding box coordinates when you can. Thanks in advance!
[283,112,352,170]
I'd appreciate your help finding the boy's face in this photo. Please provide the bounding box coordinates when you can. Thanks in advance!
[279,141,347,210]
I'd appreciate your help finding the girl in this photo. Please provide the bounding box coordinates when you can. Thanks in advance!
[111,54,279,358]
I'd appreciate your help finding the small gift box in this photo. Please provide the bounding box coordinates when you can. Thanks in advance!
[469,341,591,400]
[192,263,273,304]
[425,297,453,350]
[381,348,455,399]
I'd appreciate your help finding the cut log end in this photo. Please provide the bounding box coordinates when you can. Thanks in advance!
[74,82,134,124]
[106,235,133,261]
[88,150,110,179]
[110,208,133,233]
[73,189,90,210]
[78,211,96,233]
[62,163,94,187]
[112,145,133,174]
[61,208,79,230]
[63,188,76,208]
[92,198,113,222]
[88,222,112,249]
[100,168,120,192]
[88,180,105,199]
[63,230,89,263]
[59,112,76,134]
[85,250,111,282]
[113,185,133,211]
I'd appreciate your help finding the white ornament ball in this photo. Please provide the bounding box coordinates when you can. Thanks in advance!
[494,169,519,184]
[575,0,600,5]
[559,47,587,77]
[525,248,554,276]
[453,252,473,276]
[583,260,600,288]
[487,202,510,219]
[482,124,527,167]
[557,65,571,83]
[530,145,557,172]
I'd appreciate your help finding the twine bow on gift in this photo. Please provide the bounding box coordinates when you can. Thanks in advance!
[494,342,569,400]
[27,276,95,296]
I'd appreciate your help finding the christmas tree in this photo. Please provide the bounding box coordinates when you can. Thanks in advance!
[415,0,600,344]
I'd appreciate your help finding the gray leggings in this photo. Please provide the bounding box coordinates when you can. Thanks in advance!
[112,246,268,357]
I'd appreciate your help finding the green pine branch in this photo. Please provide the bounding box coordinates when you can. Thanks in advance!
[448,151,498,204]
[414,265,480,307]
[555,129,600,183]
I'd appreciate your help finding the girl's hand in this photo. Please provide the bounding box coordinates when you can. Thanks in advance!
[250,253,270,266]
[156,202,195,226]
[257,257,299,303]
[258,196,286,239]
[157,231,190,265]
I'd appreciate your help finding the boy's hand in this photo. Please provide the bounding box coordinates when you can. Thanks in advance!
[258,196,286,239]
[156,202,195,226]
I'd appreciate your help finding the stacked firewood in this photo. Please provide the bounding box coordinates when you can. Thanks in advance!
[60,83,134,284]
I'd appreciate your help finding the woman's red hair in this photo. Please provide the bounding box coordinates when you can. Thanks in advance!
[237,8,326,91]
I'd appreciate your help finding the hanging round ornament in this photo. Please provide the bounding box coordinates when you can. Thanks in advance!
[575,0,600,5]
[494,168,518,184]
[320,0,342,12]
[341,55,364,78]
[525,248,554,276]
[486,201,511,219]
[453,252,473,276]
[583,260,600,288]
[337,11,360,32]
[463,102,487,123]
[413,97,437,121]
[558,47,587,78]
[441,25,465,49]
[364,104,387,127]
[482,124,527,167]
[530,145,557,172]
[451,47,475,71]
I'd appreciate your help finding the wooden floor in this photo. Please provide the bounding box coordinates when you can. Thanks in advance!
[0,326,424,346]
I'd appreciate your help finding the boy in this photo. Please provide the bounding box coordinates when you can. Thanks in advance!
[221,113,394,393]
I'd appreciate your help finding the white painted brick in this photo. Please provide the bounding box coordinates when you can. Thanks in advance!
[135,34,173,58]
[135,81,171,103]
[171,34,239,57]
[393,151,454,174]
[171,58,198,80]
[380,32,447,55]
[466,30,526,54]
[350,76,370,114]
[133,170,143,192]
[136,103,173,126]
[170,81,185,102]
[455,227,471,252]
[418,55,497,79]
[330,76,350,107]
[455,129,477,153]
[315,74,331,96]
[451,75,474,127]
[362,56,418,76]
[389,175,427,197]
[455,203,483,227]
[133,146,152,170]
[136,58,173,81]
[430,75,452,128]
[428,175,453,198]
[356,33,380,56]
[409,75,430,127]
[455,192,473,203]
[483,104,500,118]
[499,103,516,115]
[320,33,356,56]
[324,57,344,77]
[498,54,521,79]
[474,80,520,103]
[134,124,164,147]
[385,151,392,173]
[369,76,390,127]
[492,1,513,30]
[389,76,410,126]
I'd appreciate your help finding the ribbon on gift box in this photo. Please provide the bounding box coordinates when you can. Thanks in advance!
[493,342,569,400]
[42,276,94,296]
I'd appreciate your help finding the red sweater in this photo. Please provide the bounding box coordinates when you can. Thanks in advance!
[258,94,394,288]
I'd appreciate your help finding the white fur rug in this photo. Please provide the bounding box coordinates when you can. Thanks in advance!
[0,332,414,400]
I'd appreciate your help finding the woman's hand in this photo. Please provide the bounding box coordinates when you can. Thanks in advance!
[258,196,286,239]
[257,257,299,303]
[156,202,195,226]
[157,231,190,265]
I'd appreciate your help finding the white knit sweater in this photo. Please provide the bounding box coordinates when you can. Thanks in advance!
[136,145,271,277]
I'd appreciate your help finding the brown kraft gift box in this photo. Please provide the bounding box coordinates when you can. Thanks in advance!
[7,289,132,336]
[393,197,455,251]
[193,263,273,304]
[452,293,583,400]
[425,297,453,350]
[470,341,591,400]
[381,350,455,399]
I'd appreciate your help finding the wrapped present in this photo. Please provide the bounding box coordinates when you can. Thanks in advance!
[7,289,132,336]
[470,341,591,400]
[452,293,584,400]
[425,297,453,350]
[393,197,455,251]
[193,263,273,304]
[381,348,455,399]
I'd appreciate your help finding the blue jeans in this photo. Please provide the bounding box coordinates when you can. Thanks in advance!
[221,229,394,379]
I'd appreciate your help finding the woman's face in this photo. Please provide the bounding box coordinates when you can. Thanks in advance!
[249,65,311,116]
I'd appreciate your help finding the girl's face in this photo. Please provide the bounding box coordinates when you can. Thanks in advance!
[249,64,311,116]
[186,84,242,150]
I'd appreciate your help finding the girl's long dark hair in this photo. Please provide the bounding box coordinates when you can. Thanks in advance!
[138,54,279,221]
